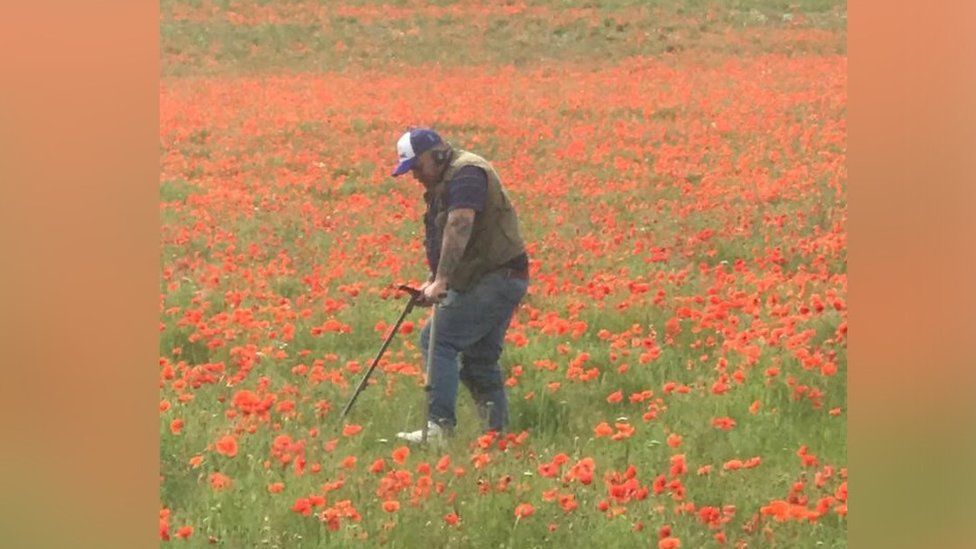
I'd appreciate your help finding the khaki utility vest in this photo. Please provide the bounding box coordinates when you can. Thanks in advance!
[430,150,526,292]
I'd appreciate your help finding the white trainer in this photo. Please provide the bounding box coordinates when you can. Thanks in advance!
[396,421,446,444]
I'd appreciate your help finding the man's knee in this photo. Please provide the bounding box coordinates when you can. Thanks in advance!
[460,362,504,392]
[461,351,502,370]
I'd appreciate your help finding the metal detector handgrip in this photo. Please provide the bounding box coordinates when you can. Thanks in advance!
[339,286,421,420]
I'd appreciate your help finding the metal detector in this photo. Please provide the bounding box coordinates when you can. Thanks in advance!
[339,285,422,420]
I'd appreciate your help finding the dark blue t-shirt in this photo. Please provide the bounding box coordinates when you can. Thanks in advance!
[424,165,487,275]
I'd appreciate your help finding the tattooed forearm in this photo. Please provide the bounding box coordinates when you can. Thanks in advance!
[436,209,475,284]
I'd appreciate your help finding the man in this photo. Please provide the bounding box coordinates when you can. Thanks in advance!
[390,128,529,442]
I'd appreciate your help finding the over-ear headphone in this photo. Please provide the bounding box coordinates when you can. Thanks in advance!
[433,149,449,165]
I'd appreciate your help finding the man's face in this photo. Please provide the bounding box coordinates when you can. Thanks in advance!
[409,150,441,187]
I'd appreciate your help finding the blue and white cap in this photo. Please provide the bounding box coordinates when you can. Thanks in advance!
[391,128,443,177]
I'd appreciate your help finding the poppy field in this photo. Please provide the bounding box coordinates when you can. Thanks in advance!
[160,1,847,546]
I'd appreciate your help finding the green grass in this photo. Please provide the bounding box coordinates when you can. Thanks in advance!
[161,0,846,76]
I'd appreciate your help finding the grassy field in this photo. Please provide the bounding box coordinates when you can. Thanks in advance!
[159,1,847,546]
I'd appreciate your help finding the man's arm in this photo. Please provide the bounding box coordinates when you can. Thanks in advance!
[435,208,476,286]
[420,208,475,303]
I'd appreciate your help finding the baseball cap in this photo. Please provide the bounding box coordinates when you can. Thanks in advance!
[391,128,443,177]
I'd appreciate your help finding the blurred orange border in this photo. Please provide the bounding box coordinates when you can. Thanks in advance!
[850,0,976,547]
[0,2,158,547]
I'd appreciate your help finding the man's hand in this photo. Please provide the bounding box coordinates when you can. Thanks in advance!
[421,278,449,305]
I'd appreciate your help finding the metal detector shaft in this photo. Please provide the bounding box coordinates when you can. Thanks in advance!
[421,304,438,443]
[340,286,421,420]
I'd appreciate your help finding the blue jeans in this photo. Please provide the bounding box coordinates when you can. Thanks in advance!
[419,270,528,432]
